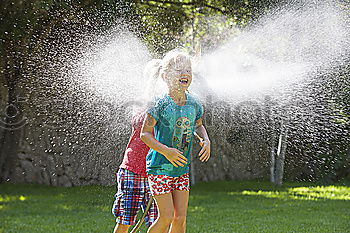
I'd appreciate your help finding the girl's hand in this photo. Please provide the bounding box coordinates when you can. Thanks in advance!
[194,119,210,162]
[163,147,188,167]
[198,140,210,162]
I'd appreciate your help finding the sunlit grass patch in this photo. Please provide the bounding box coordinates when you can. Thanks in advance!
[237,185,350,200]
[0,195,27,202]
[0,195,27,214]
[289,186,350,200]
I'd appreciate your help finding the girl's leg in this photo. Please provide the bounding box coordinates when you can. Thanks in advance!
[169,190,189,233]
[148,193,174,233]
[113,223,130,233]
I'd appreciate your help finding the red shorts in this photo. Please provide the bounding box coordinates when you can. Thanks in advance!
[147,173,190,196]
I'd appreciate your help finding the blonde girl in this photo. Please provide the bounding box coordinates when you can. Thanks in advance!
[141,50,211,233]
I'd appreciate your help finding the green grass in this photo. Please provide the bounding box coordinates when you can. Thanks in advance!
[0,181,349,233]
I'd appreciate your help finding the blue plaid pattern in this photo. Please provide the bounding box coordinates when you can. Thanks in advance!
[112,168,158,226]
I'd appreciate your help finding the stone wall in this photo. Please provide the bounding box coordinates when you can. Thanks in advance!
[5,125,270,186]
[0,82,272,186]
[5,111,130,187]
[191,112,270,183]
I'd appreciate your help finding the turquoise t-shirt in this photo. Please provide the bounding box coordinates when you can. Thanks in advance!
[146,93,204,177]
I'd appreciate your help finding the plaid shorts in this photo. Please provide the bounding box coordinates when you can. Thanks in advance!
[148,173,190,196]
[112,168,158,226]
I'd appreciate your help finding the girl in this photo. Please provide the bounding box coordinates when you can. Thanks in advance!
[140,50,211,233]
[111,60,162,233]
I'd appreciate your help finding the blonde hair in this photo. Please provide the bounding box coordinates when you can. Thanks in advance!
[143,49,193,100]
[143,59,164,101]
[160,49,192,75]
[143,59,162,83]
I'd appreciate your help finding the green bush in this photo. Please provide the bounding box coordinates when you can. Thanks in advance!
[316,150,350,185]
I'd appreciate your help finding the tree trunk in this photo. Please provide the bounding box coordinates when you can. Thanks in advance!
[0,46,23,183]
[270,132,276,183]
[270,117,288,186]
[274,121,288,186]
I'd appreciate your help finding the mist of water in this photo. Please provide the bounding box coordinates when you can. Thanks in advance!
[21,0,349,184]
[77,31,151,102]
[199,1,349,101]
[194,0,349,182]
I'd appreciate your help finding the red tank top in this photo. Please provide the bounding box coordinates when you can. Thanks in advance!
[119,112,149,177]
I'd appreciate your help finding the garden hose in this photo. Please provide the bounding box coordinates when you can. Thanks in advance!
[130,196,154,233]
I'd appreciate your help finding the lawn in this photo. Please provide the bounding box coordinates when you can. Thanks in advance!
[0,181,349,233]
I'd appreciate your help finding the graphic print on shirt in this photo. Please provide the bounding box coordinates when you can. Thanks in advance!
[172,117,192,152]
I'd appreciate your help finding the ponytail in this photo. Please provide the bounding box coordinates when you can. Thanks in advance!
[143,59,162,81]
[143,59,166,101]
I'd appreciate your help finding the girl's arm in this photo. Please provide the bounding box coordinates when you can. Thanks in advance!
[195,118,211,162]
[140,113,188,167]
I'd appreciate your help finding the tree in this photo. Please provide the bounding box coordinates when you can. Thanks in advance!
[133,0,274,54]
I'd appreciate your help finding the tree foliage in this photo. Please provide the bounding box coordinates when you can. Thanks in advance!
[133,0,276,54]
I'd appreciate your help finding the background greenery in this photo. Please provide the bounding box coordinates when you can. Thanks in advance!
[0,0,349,184]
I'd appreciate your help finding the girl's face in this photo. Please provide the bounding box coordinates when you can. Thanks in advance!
[164,57,192,92]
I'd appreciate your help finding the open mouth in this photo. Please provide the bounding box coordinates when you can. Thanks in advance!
[179,74,190,85]
[179,78,189,84]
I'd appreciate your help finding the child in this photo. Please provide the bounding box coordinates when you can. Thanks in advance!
[111,111,158,233]
[140,50,211,233]
[111,60,162,233]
